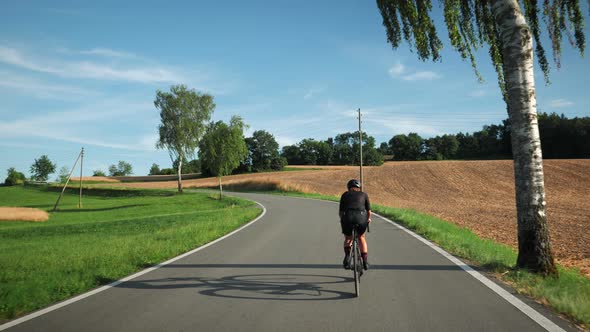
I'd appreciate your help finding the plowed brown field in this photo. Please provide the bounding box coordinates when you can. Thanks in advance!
[98,159,590,276]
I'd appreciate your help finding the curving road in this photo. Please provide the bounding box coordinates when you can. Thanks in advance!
[1,193,577,331]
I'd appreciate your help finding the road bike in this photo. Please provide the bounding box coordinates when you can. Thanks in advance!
[350,224,364,297]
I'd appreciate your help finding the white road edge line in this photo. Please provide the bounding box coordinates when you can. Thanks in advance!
[372,212,565,332]
[0,202,267,331]
[275,195,564,332]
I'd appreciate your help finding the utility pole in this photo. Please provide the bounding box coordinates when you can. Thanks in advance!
[78,147,84,208]
[357,108,363,191]
[53,148,83,211]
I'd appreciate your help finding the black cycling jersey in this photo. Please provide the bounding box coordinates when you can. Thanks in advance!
[339,190,371,236]
[339,190,371,213]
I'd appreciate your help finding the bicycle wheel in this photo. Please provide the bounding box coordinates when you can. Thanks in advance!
[352,229,360,297]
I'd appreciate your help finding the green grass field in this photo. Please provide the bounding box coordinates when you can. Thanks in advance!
[0,185,262,321]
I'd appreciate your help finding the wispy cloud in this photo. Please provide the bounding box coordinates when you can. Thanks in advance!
[59,47,138,59]
[549,98,574,108]
[388,62,441,81]
[0,46,182,84]
[0,100,157,151]
[80,48,137,58]
[369,117,441,136]
[388,63,406,76]
[0,71,98,100]
[275,135,298,147]
[402,71,440,81]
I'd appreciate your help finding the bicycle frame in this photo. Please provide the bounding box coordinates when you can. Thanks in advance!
[351,225,363,297]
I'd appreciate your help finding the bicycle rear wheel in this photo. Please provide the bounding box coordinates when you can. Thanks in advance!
[352,229,360,297]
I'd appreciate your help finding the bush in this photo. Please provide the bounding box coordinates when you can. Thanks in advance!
[160,168,175,175]
[5,167,26,186]
[271,156,287,171]
[93,170,106,177]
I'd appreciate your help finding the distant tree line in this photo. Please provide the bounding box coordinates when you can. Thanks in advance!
[149,158,201,176]
[379,113,589,161]
[281,131,384,166]
[5,112,586,186]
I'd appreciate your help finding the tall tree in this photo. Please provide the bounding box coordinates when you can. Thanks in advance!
[149,163,161,176]
[30,155,56,182]
[390,133,422,160]
[199,116,249,198]
[376,0,587,275]
[155,84,215,192]
[108,161,133,176]
[246,130,284,172]
[281,145,303,165]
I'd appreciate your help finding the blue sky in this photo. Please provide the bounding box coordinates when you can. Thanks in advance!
[1,1,588,177]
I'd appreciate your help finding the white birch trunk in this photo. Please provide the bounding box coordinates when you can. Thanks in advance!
[492,0,557,275]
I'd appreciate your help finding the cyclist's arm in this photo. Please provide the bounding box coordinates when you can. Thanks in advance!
[339,192,345,218]
[365,193,372,222]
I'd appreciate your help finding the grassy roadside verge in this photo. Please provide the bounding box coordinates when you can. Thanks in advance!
[0,186,262,322]
[255,189,590,328]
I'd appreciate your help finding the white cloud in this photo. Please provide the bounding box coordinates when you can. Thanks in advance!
[367,117,441,137]
[58,47,139,59]
[275,135,298,147]
[0,71,98,100]
[402,71,440,81]
[0,47,60,74]
[0,100,157,151]
[388,62,440,81]
[0,46,182,84]
[388,63,406,76]
[549,99,574,108]
[79,48,137,58]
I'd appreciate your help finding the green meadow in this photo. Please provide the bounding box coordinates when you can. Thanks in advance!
[0,185,261,321]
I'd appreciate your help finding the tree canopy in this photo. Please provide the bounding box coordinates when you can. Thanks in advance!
[199,116,249,189]
[376,0,586,89]
[108,161,133,176]
[4,167,26,186]
[244,130,286,172]
[155,84,215,191]
[30,155,56,182]
[281,131,384,166]
[377,0,588,275]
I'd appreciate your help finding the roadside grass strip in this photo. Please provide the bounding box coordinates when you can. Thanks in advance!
[0,186,262,322]
[266,190,590,328]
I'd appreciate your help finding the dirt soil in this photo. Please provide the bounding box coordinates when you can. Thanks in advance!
[97,159,590,276]
[0,207,49,222]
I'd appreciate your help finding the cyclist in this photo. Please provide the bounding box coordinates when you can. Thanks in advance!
[339,179,371,270]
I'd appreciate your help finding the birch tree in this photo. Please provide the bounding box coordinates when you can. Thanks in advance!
[199,116,249,199]
[376,0,586,275]
[155,84,215,193]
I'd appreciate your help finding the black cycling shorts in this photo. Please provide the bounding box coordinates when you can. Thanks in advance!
[340,210,368,236]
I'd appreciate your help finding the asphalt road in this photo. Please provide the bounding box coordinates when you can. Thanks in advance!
[2,193,577,331]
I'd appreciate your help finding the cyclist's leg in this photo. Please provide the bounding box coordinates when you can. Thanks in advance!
[341,220,353,268]
[359,233,368,253]
[343,235,353,255]
[358,224,369,270]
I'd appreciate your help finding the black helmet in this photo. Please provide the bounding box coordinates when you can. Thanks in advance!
[347,179,361,189]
